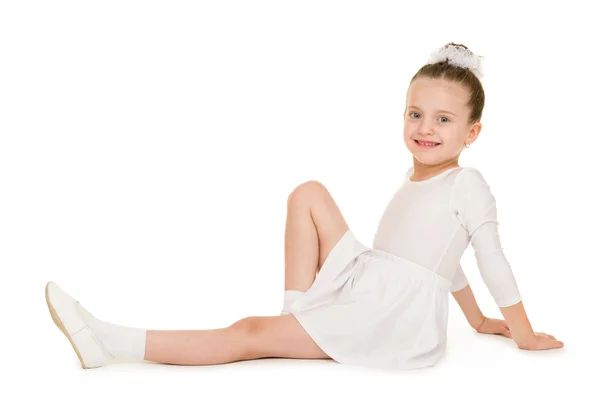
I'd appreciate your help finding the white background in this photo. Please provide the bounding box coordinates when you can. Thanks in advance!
[1,0,598,405]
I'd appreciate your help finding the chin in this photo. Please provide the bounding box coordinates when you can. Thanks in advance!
[414,157,441,166]
[412,152,449,166]
[411,148,438,160]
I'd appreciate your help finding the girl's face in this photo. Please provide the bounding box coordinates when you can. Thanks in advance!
[403,77,481,166]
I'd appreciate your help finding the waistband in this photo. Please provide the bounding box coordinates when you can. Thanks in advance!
[367,248,452,291]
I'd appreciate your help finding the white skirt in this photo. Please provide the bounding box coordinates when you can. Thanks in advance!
[289,229,452,370]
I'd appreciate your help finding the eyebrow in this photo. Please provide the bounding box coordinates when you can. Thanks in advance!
[406,106,457,117]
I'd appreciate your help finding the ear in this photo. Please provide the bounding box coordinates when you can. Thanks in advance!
[467,122,482,144]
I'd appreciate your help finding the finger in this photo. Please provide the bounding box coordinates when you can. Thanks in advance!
[545,338,564,349]
[549,340,564,349]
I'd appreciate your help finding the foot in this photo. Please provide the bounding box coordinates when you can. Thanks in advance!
[45,281,115,368]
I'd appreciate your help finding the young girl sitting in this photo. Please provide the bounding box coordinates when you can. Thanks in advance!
[45,42,564,371]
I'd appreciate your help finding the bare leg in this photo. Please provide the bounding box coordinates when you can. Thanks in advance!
[47,181,350,367]
[284,180,350,291]
[144,314,328,365]
[46,282,331,367]
[145,180,350,365]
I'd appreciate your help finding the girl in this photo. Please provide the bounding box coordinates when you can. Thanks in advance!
[45,42,564,371]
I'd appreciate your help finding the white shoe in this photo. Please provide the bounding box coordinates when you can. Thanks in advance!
[45,281,114,369]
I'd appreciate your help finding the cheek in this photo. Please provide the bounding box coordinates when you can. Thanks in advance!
[403,122,415,138]
[403,129,415,148]
[440,126,462,140]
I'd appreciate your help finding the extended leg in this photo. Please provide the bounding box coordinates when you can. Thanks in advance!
[45,280,329,368]
[45,181,348,368]
[145,314,329,365]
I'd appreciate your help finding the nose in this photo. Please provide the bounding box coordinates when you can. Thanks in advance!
[417,120,434,137]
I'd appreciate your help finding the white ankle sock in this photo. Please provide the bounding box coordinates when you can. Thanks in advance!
[280,290,305,315]
[85,314,147,362]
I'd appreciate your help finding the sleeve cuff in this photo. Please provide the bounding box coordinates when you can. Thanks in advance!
[495,295,522,308]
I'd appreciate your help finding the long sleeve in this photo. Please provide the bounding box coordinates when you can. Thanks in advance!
[451,168,522,307]
[450,263,469,292]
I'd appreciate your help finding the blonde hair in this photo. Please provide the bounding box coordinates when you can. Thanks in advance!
[410,42,485,124]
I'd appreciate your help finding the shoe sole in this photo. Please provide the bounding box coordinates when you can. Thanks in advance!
[45,282,89,369]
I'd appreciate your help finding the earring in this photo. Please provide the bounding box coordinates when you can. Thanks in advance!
[464,143,471,148]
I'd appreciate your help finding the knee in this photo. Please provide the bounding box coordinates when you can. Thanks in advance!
[229,316,265,337]
[287,180,327,206]
[227,317,266,360]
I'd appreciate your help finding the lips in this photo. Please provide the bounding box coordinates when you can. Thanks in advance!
[414,139,441,146]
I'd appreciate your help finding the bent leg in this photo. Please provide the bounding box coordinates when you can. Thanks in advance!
[284,180,350,294]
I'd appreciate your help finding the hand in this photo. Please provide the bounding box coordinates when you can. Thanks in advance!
[475,316,512,339]
[517,332,564,351]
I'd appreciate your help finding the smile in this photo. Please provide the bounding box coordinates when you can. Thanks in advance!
[414,140,441,149]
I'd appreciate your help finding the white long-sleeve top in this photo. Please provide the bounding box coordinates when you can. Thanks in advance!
[372,166,522,308]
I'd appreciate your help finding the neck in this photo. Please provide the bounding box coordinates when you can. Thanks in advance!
[410,159,460,182]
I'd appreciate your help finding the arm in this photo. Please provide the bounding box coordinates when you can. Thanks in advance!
[469,221,538,345]
[451,264,507,336]
[453,282,547,346]
[498,300,536,346]
[451,283,485,330]
[450,263,485,330]
[451,169,563,350]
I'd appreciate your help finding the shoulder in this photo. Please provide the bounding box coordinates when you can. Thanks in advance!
[453,167,492,190]
[451,167,495,203]
[455,166,487,183]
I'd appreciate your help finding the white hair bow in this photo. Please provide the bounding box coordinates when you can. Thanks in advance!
[427,45,484,79]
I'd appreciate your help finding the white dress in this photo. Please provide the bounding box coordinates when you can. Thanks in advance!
[288,166,522,370]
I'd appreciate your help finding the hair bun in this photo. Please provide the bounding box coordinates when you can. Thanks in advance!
[427,43,484,79]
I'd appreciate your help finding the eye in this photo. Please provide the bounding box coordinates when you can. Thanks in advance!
[409,112,421,119]
[439,116,450,123]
